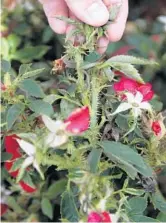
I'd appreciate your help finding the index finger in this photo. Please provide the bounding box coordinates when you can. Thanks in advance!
[106,0,128,42]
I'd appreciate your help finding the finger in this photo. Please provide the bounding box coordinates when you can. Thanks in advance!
[65,0,109,27]
[97,37,109,54]
[106,0,128,42]
[41,0,68,34]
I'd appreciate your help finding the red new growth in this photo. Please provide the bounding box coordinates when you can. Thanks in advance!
[113,77,154,102]
[152,121,161,135]
[65,106,90,134]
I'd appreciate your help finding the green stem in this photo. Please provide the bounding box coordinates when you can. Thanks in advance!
[90,75,100,128]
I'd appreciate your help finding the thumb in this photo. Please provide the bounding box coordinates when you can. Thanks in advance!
[65,0,109,27]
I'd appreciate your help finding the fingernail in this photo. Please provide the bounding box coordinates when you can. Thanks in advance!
[86,3,109,25]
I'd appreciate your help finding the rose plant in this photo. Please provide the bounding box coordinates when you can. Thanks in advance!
[1,3,166,223]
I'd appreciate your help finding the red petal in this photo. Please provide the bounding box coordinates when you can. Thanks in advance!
[101,212,112,222]
[113,77,138,94]
[19,181,37,193]
[88,212,102,222]
[64,106,90,134]
[5,134,21,157]
[137,83,154,101]
[0,203,8,216]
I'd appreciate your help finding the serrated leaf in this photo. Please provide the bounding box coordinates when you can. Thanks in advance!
[22,68,45,79]
[101,141,153,177]
[107,55,157,65]
[88,148,102,173]
[1,152,12,162]
[61,190,79,222]
[60,99,77,118]
[28,100,54,116]
[41,198,53,219]
[19,79,45,98]
[19,64,32,76]
[6,103,25,130]
[111,63,143,82]
[46,179,67,199]
[152,191,166,213]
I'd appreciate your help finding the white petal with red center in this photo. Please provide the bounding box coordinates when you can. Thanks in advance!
[111,103,132,116]
[42,115,65,133]
[16,139,35,156]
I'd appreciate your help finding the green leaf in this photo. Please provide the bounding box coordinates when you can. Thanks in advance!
[61,190,79,222]
[22,68,45,79]
[88,148,102,173]
[6,103,25,130]
[7,34,21,53]
[12,45,50,63]
[107,55,157,65]
[1,60,11,72]
[111,63,143,82]
[19,64,32,76]
[10,158,24,172]
[41,198,53,219]
[152,191,166,213]
[46,179,67,199]
[19,79,45,98]
[1,152,12,162]
[22,172,36,189]
[7,196,24,213]
[150,99,163,112]
[157,212,166,222]
[28,100,54,116]
[44,94,61,104]
[42,26,54,43]
[124,188,145,196]
[60,99,77,118]
[1,38,9,59]
[127,197,147,214]
[129,215,159,222]
[101,141,153,178]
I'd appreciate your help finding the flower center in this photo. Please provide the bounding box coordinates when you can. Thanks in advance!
[132,102,139,107]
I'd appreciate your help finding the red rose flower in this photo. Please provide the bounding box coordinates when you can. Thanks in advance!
[65,106,90,134]
[152,121,161,136]
[0,203,8,216]
[113,77,154,102]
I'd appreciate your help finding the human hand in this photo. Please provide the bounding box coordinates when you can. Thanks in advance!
[39,0,128,53]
